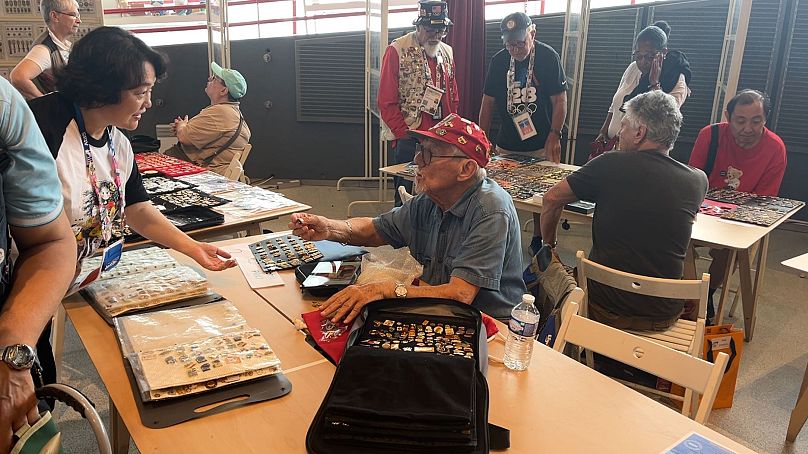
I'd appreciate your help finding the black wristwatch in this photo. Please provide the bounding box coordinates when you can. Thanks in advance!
[1,344,37,370]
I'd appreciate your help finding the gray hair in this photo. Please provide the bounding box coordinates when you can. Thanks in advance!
[448,144,486,183]
[623,90,682,149]
[41,0,74,23]
[473,166,487,183]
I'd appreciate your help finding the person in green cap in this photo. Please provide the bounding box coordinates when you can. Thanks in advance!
[167,61,251,176]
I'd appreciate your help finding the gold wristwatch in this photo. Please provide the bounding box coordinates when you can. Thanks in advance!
[394,282,407,299]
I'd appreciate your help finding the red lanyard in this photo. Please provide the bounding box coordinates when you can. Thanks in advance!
[73,104,124,243]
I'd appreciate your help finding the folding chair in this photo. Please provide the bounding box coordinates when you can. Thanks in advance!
[575,250,710,417]
[554,307,728,424]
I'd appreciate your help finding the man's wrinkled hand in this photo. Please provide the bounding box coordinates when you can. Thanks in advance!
[289,213,330,241]
[319,283,384,324]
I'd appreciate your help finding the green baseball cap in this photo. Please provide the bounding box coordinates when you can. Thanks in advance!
[210,62,247,99]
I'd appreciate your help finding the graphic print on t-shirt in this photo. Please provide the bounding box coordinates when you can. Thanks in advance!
[720,165,743,190]
[511,66,538,107]
[74,179,122,262]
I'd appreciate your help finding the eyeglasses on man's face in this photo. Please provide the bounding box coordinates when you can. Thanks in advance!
[56,10,81,19]
[415,143,469,166]
[504,40,529,50]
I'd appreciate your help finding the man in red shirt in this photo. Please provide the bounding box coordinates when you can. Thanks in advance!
[688,89,787,323]
[377,1,460,205]
[690,90,786,196]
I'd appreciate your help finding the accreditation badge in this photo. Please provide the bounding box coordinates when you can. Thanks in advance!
[420,84,444,119]
[512,110,538,140]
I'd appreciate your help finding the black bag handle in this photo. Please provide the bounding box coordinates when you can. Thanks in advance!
[703,123,720,177]
[707,335,737,374]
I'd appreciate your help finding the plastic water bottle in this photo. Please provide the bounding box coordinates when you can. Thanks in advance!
[504,294,540,371]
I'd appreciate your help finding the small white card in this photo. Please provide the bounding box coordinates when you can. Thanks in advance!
[66,239,124,296]
[226,246,284,289]
[512,111,538,140]
[420,84,444,117]
[662,432,737,454]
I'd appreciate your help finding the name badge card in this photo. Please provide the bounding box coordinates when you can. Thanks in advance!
[66,238,125,296]
[512,111,538,140]
[420,84,444,119]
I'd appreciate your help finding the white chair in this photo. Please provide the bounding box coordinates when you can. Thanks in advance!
[238,144,253,184]
[554,305,728,424]
[397,185,414,203]
[575,250,710,417]
[155,123,175,154]
[222,151,244,181]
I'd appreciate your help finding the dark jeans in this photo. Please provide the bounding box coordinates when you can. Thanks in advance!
[393,138,417,206]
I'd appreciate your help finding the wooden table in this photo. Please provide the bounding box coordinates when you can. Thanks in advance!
[380,161,804,341]
[63,234,758,453]
[782,253,808,442]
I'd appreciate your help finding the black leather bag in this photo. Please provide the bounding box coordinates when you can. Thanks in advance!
[129,135,161,154]
[306,298,494,453]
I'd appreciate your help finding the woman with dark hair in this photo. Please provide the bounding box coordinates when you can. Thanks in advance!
[592,21,692,157]
[28,26,236,271]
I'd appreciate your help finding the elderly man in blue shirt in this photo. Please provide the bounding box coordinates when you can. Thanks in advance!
[291,113,525,323]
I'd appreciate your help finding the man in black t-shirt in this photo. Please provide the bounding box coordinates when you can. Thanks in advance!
[540,91,707,330]
[479,12,567,254]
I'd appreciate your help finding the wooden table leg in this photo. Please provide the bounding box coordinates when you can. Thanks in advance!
[245,221,262,237]
[729,238,763,318]
[750,235,769,315]
[50,305,67,382]
[715,249,737,326]
[110,399,131,454]
[736,248,756,341]
[787,362,808,442]
[684,243,698,280]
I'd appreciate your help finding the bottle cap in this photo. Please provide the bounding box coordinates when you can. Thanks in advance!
[522,294,536,305]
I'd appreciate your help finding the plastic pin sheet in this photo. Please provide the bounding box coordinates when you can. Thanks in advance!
[115,301,282,401]
[84,265,210,318]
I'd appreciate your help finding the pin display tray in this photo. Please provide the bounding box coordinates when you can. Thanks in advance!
[124,207,225,242]
[123,359,292,428]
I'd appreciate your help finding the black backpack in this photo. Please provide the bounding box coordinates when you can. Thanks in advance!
[306,298,504,453]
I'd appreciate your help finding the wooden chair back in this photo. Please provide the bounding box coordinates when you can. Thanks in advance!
[575,250,710,320]
[554,308,728,424]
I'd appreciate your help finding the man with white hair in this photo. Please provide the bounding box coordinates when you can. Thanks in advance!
[10,0,82,99]
[291,114,525,323]
[378,1,460,206]
[540,91,708,330]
